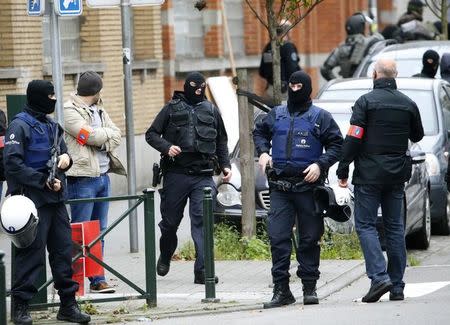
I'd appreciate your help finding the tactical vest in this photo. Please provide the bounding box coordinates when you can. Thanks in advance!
[15,112,54,171]
[164,99,217,155]
[272,105,323,171]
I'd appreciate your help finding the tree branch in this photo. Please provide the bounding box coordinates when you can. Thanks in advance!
[277,0,288,20]
[280,0,325,39]
[425,0,442,19]
[244,0,269,30]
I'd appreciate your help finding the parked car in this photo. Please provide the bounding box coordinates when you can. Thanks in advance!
[353,41,450,78]
[214,99,431,249]
[317,77,450,235]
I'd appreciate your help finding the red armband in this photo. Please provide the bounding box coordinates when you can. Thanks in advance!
[76,128,91,145]
[347,125,364,139]
[0,136,4,148]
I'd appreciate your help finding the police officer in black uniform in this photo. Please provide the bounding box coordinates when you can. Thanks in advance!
[337,59,424,303]
[253,71,343,308]
[5,80,90,324]
[259,20,301,99]
[146,72,231,284]
[413,49,440,78]
[321,13,384,81]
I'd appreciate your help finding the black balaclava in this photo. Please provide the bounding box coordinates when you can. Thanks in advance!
[26,80,56,114]
[287,71,312,113]
[184,72,206,105]
[422,49,440,78]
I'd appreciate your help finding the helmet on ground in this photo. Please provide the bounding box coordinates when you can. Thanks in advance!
[313,185,354,222]
[0,195,39,248]
[346,13,366,35]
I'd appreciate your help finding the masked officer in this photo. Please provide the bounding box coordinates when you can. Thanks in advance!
[253,71,343,308]
[4,80,90,324]
[337,59,424,303]
[145,72,231,284]
[321,13,384,81]
[413,49,440,78]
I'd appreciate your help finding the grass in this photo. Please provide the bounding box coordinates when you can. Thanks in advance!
[178,222,363,261]
[408,255,421,267]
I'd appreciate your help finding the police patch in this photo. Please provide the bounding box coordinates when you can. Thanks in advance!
[10,134,15,140]
[291,53,297,61]
[347,125,364,139]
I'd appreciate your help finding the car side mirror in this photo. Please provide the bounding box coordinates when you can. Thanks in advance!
[411,150,426,164]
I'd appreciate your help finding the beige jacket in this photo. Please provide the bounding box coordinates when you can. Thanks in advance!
[63,93,126,177]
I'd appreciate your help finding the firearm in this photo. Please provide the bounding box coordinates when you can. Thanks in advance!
[152,163,162,187]
[46,125,62,187]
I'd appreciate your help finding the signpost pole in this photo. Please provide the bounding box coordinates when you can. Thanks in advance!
[121,0,139,253]
[48,0,65,126]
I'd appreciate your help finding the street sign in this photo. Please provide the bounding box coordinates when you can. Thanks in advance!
[27,0,45,16]
[86,0,164,8]
[55,0,83,16]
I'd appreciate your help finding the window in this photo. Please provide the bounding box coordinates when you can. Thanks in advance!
[42,17,80,64]
[173,0,204,58]
[224,0,245,57]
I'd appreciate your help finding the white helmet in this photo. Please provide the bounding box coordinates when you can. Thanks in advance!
[313,185,354,222]
[0,195,39,248]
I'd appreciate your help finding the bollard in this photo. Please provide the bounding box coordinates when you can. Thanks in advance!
[0,251,6,325]
[143,188,157,307]
[201,187,220,303]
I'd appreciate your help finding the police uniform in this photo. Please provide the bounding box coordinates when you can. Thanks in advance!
[337,77,424,302]
[321,14,384,81]
[4,80,90,324]
[146,72,230,283]
[254,71,343,308]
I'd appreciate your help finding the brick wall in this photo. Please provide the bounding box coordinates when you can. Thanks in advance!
[0,1,164,136]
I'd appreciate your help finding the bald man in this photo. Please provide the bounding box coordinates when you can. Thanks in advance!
[337,58,424,303]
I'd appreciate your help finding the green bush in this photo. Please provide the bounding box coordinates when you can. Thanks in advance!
[177,222,363,261]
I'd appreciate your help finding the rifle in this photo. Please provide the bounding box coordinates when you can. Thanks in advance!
[46,124,63,187]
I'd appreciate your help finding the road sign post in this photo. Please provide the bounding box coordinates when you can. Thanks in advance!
[55,0,83,16]
[28,0,45,16]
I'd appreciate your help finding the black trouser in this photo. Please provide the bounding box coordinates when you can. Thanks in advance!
[158,172,216,273]
[11,203,78,305]
[268,189,324,284]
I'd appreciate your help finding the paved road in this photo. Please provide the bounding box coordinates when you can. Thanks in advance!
[145,236,450,325]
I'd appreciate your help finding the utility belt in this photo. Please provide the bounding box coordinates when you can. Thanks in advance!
[266,167,309,192]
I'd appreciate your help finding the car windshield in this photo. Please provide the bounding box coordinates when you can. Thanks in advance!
[362,59,426,78]
[319,89,438,135]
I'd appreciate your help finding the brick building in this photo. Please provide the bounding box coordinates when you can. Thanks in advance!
[0,0,412,192]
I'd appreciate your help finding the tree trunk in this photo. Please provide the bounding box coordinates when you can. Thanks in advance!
[266,0,282,105]
[237,69,256,238]
[442,0,448,40]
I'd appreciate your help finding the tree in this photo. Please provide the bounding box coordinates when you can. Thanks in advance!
[245,0,325,104]
[425,0,449,40]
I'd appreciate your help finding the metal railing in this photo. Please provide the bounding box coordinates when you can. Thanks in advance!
[9,188,157,311]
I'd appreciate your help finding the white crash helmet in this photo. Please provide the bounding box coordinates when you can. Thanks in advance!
[331,184,354,221]
[313,185,354,222]
[0,195,39,248]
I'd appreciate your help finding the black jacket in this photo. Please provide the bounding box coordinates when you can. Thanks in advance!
[0,109,6,181]
[337,78,424,185]
[3,106,72,207]
[145,91,231,173]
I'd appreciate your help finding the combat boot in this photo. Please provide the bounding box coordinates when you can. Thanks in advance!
[57,298,91,324]
[302,280,319,305]
[263,282,296,309]
[13,298,32,325]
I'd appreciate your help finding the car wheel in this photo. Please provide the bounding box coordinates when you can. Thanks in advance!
[433,192,450,236]
[406,191,431,250]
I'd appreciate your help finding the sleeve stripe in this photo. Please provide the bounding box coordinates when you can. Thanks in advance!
[347,125,364,139]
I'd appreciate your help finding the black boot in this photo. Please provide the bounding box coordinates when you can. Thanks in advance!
[302,280,319,305]
[263,283,296,309]
[13,298,32,325]
[57,300,91,324]
[157,256,171,277]
[194,271,219,284]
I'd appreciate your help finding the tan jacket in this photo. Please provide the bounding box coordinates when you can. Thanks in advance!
[63,93,126,177]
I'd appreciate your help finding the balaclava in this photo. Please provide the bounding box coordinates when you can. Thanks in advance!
[421,49,440,78]
[184,72,206,105]
[287,71,312,113]
[26,80,56,114]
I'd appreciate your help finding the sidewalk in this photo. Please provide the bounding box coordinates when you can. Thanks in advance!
[17,257,366,324]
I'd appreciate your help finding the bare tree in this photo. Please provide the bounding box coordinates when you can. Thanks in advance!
[245,0,325,104]
[425,0,449,39]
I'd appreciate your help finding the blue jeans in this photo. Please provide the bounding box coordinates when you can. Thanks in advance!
[67,174,111,285]
[354,184,406,291]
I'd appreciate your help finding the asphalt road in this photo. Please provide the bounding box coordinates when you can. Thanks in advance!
[148,236,450,325]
